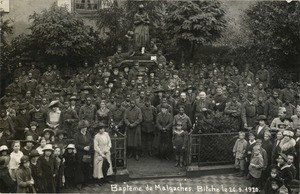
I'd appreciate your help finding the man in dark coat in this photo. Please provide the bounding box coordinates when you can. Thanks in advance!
[241,93,257,129]
[79,97,97,126]
[225,95,242,131]
[110,100,126,134]
[0,156,16,193]
[13,103,31,140]
[156,104,173,160]
[264,90,282,124]
[29,100,46,136]
[0,106,15,137]
[256,63,270,87]
[213,86,227,112]
[140,99,156,156]
[62,101,79,138]
[124,100,142,161]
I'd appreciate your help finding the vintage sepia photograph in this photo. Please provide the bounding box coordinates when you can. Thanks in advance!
[0,0,299,193]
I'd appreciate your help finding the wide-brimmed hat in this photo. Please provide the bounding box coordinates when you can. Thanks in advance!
[55,130,68,137]
[94,122,108,130]
[0,145,9,152]
[66,144,75,149]
[283,116,292,122]
[42,144,54,152]
[278,153,288,162]
[283,130,294,137]
[42,128,55,136]
[257,115,267,121]
[29,149,40,158]
[278,123,287,128]
[48,100,59,108]
[78,120,90,129]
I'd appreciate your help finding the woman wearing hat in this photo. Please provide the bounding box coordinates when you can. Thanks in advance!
[74,120,93,186]
[29,149,43,193]
[0,156,16,193]
[93,123,113,185]
[53,130,68,154]
[41,128,55,144]
[15,155,35,193]
[0,145,10,167]
[46,100,62,130]
[254,115,270,140]
[279,130,296,156]
[63,144,83,190]
[96,100,110,126]
[36,144,56,193]
[21,135,36,156]
[277,153,294,193]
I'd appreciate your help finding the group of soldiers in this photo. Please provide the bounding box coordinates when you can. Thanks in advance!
[0,48,300,160]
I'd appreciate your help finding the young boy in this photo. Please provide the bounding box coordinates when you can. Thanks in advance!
[172,122,187,167]
[245,132,256,177]
[248,145,264,188]
[233,131,248,177]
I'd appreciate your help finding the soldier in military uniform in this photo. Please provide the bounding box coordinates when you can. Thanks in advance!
[29,99,46,135]
[256,63,270,87]
[224,95,242,131]
[109,99,126,134]
[79,97,97,126]
[264,90,283,124]
[62,101,79,138]
[241,93,257,129]
[0,106,15,137]
[140,99,156,156]
[124,100,142,161]
[13,103,31,140]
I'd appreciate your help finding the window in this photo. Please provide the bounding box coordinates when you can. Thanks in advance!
[75,0,99,11]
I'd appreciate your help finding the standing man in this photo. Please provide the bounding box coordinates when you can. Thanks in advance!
[79,97,97,126]
[264,90,283,124]
[140,99,156,156]
[124,100,142,161]
[156,104,173,160]
[256,63,270,88]
[241,93,257,129]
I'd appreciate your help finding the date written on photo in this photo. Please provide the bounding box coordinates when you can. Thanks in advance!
[111,184,260,193]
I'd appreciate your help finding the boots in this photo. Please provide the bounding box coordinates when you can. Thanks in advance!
[179,156,183,168]
[236,170,244,177]
[174,156,179,167]
[135,149,139,161]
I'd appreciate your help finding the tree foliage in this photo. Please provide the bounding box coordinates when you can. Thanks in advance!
[165,1,227,57]
[242,1,300,64]
[6,4,98,66]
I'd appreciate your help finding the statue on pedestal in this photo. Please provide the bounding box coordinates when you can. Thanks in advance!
[133,4,150,50]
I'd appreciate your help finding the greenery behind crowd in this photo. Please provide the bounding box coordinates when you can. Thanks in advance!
[1,1,299,85]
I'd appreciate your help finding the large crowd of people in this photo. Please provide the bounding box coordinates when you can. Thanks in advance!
[0,47,299,193]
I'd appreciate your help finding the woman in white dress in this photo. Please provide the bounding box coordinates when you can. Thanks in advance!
[93,123,113,185]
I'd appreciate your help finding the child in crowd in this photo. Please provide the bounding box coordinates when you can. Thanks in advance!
[248,145,264,188]
[245,133,256,177]
[41,128,55,144]
[8,140,23,181]
[53,146,64,192]
[0,156,16,193]
[25,121,39,141]
[264,167,283,194]
[0,145,10,167]
[233,131,247,177]
[36,137,47,155]
[15,155,35,193]
[172,122,187,168]
[21,135,36,156]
